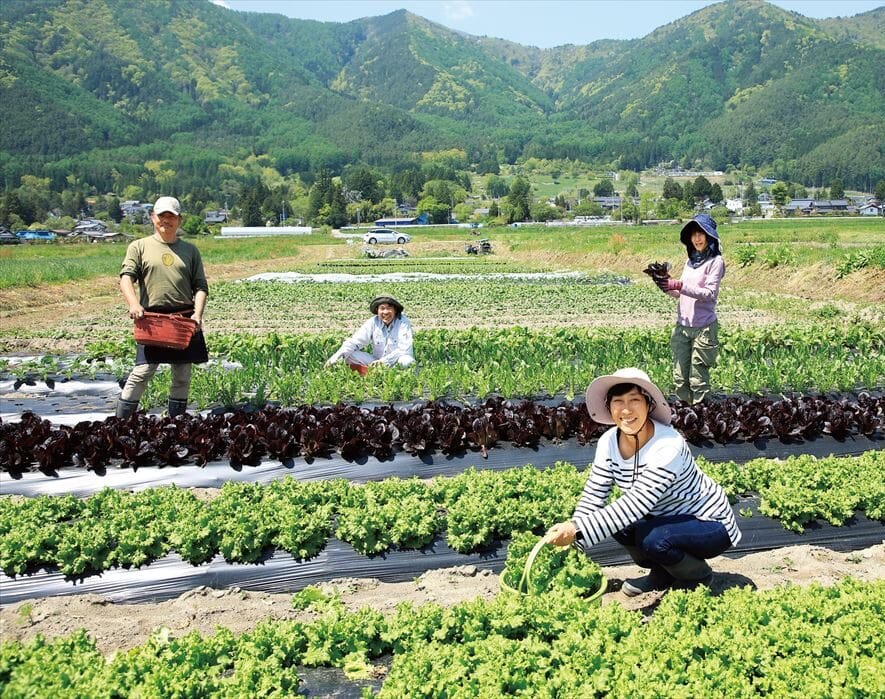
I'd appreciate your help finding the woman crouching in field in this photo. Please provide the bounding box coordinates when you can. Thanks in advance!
[545,368,740,595]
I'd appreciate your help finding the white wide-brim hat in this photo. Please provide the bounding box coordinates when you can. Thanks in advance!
[585,367,672,426]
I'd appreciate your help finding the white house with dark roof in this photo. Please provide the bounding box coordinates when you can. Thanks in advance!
[783,199,854,215]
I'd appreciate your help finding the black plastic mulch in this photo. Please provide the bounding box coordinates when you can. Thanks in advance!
[1,391,117,416]
[1,497,881,607]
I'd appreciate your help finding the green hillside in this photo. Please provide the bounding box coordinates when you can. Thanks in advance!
[0,0,882,194]
[815,6,885,50]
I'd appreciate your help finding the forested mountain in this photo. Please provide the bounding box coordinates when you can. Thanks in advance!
[815,6,885,50]
[0,0,882,194]
[537,1,885,179]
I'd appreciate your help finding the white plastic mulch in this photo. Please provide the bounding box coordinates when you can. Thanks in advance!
[240,271,588,283]
[0,379,121,396]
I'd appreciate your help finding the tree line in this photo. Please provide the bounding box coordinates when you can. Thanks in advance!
[3,157,883,231]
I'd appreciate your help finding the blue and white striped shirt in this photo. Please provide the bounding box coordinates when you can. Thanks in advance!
[572,420,741,550]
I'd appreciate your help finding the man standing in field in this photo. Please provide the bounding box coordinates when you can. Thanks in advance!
[116,196,209,418]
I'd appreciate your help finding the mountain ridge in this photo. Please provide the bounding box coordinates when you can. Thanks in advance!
[0,0,882,192]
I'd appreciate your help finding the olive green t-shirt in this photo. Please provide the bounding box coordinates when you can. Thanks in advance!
[120,236,208,311]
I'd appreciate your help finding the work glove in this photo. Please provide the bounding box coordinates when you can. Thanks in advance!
[642,261,672,292]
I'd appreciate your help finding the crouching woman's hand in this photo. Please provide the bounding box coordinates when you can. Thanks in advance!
[544,521,577,547]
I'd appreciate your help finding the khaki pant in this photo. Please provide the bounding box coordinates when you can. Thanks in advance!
[670,321,719,404]
[120,363,193,402]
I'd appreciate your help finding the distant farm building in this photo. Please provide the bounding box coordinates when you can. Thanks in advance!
[374,213,431,226]
[783,199,853,215]
[204,210,229,224]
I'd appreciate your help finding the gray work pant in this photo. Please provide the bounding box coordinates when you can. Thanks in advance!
[120,363,193,402]
[670,321,719,404]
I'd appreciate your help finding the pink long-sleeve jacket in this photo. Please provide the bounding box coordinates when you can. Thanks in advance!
[668,256,725,328]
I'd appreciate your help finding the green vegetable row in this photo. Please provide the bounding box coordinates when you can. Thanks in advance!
[2,579,883,697]
[2,451,882,578]
[156,321,885,406]
[7,322,879,407]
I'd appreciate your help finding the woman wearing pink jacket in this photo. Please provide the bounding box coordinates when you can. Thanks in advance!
[655,214,724,404]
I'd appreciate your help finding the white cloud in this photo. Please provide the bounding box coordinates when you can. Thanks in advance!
[443,1,474,22]
[210,0,231,8]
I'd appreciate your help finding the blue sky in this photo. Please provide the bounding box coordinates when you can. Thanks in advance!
[215,0,882,48]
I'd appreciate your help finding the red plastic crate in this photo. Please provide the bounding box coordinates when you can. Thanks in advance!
[133,312,197,350]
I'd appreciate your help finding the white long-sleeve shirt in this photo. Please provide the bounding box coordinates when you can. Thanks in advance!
[571,420,741,550]
[328,314,414,366]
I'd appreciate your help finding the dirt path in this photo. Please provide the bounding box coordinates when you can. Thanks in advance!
[0,255,314,331]
[2,543,881,654]
[3,245,882,325]
[2,244,881,355]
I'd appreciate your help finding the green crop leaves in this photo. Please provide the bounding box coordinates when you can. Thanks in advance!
[336,478,443,555]
[56,321,881,408]
[2,579,884,696]
[3,453,882,577]
[502,530,603,596]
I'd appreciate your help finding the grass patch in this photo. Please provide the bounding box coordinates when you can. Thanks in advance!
[0,233,338,289]
[1,220,882,290]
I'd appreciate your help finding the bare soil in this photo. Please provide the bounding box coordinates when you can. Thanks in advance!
[2,543,882,655]
[0,255,311,331]
[2,243,881,355]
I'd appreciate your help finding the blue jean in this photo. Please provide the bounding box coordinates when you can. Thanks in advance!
[613,515,732,566]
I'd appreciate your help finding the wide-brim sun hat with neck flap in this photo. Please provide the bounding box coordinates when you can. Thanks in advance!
[369,295,404,315]
[585,367,672,426]
[679,213,720,247]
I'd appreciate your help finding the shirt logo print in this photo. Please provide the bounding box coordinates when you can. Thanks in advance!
[162,253,174,267]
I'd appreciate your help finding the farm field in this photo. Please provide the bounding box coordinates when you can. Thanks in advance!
[1,218,884,697]
[1,218,883,340]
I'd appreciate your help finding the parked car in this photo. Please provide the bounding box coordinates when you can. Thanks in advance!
[362,228,411,245]
[16,229,57,242]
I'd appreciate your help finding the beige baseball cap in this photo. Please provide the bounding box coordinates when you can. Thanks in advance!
[153,196,181,216]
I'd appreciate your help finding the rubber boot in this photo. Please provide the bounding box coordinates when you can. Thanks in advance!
[663,553,713,590]
[167,398,188,418]
[620,545,674,597]
[116,398,139,419]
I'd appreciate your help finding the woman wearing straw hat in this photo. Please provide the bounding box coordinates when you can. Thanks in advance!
[324,295,415,373]
[545,368,740,595]
[653,213,724,404]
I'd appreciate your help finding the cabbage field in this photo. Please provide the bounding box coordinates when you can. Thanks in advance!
[1,220,884,697]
